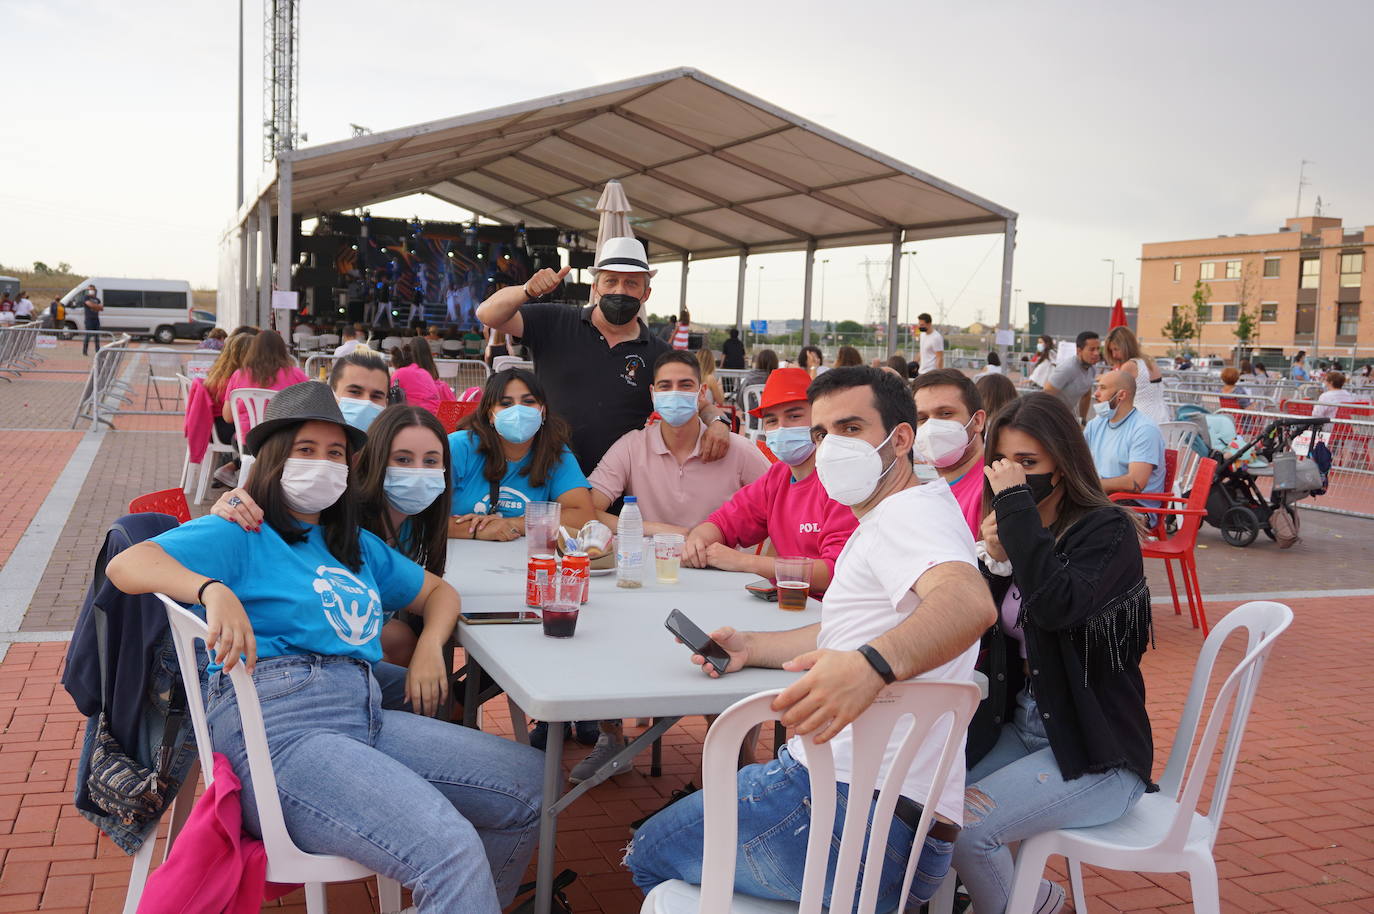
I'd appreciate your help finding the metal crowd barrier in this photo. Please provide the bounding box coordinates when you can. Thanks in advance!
[302,352,491,393]
[1163,388,1280,413]
[1215,407,1374,521]
[0,325,120,379]
[72,341,217,429]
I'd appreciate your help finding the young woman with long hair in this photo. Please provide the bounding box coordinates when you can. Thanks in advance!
[204,331,255,442]
[211,403,452,701]
[742,348,778,391]
[1104,325,1168,425]
[975,371,1019,423]
[695,346,725,406]
[833,345,863,368]
[220,330,307,430]
[1027,334,1056,389]
[392,337,456,415]
[107,384,542,913]
[957,392,1153,914]
[796,344,825,377]
[448,367,595,539]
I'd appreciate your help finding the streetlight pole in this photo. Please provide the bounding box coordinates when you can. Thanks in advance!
[754,265,764,348]
[1115,272,1125,306]
[1101,258,1116,307]
[903,251,917,355]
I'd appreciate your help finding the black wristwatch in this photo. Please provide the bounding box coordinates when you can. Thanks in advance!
[710,414,731,428]
[857,644,897,684]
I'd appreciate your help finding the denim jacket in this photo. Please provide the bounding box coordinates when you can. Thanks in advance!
[63,513,202,854]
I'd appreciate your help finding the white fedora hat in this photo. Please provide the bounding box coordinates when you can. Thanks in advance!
[590,236,657,278]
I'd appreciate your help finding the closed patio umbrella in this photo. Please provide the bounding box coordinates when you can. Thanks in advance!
[1109,297,1128,330]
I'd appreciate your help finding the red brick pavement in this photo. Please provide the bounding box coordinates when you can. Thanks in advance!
[0,597,1369,913]
[0,431,84,566]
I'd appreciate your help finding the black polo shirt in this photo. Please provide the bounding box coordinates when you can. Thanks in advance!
[519,303,670,474]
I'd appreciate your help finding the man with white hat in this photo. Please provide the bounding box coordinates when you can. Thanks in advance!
[476,236,734,474]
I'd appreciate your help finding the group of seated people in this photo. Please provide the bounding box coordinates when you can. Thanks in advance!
[125,243,1155,914]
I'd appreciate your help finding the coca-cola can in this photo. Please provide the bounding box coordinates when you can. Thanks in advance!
[527,554,557,607]
[562,551,590,604]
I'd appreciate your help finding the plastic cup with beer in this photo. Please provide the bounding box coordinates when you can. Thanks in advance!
[653,533,685,584]
[542,574,582,638]
[774,557,812,611]
[525,501,561,556]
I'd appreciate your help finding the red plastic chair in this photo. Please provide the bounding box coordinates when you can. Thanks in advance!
[128,488,191,524]
[436,400,478,434]
[1111,456,1216,636]
[756,439,778,464]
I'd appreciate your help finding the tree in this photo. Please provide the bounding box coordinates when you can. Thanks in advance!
[835,320,864,335]
[1232,264,1259,363]
[32,261,52,275]
[1190,280,1211,355]
[1161,307,1196,357]
[57,262,71,274]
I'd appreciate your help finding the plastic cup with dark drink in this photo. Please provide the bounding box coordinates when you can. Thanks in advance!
[542,575,582,638]
[774,556,812,612]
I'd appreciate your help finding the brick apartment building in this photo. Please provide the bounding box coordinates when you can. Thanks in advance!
[1139,216,1372,368]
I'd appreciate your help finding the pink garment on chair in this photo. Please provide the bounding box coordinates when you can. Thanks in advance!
[138,753,297,914]
[183,379,214,464]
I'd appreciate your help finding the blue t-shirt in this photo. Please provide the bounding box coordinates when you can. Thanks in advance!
[1084,407,1167,493]
[153,515,425,664]
[447,429,589,516]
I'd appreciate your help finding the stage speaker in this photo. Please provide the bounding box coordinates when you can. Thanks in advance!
[568,249,595,269]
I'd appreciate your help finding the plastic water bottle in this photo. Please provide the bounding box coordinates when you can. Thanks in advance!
[616,496,644,588]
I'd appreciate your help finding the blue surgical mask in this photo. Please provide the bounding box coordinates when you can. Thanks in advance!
[765,426,817,466]
[383,467,447,515]
[337,397,383,432]
[1093,395,1116,419]
[653,390,699,427]
[494,403,543,443]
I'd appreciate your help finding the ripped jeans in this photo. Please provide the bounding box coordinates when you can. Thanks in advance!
[625,747,952,913]
[952,688,1146,914]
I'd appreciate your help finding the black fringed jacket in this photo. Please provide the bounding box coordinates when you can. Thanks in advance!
[968,484,1156,789]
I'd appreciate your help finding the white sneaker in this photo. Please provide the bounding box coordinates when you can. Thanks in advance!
[568,732,628,784]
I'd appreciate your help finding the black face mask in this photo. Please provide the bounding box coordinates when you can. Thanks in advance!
[1025,472,1058,503]
[598,293,641,326]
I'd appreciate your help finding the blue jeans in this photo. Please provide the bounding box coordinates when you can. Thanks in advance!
[625,748,953,913]
[953,689,1147,914]
[206,653,543,913]
[371,660,411,712]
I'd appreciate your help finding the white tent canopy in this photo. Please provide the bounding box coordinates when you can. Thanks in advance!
[222,67,1017,353]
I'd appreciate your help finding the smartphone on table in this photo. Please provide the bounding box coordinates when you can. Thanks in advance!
[745,578,778,601]
[664,609,732,675]
[460,610,541,625]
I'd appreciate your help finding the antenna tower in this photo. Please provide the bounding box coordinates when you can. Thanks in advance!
[262,0,300,161]
[859,257,891,327]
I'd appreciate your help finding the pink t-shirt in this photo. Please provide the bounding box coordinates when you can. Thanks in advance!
[589,423,769,528]
[223,365,308,433]
[947,466,984,539]
[706,460,859,587]
[392,363,454,415]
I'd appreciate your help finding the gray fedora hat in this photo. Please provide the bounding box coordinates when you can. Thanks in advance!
[243,381,368,455]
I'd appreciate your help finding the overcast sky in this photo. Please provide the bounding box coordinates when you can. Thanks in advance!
[3,0,1371,330]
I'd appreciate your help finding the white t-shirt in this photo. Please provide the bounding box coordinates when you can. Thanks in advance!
[918,329,945,374]
[787,479,979,823]
[15,297,34,317]
[1315,388,1362,419]
[333,337,362,357]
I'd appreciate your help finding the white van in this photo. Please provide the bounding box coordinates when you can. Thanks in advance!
[61,278,196,344]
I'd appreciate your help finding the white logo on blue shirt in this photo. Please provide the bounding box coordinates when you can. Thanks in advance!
[474,485,529,516]
[312,564,382,646]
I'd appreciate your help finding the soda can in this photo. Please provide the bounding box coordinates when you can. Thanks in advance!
[527,553,557,607]
[562,551,590,604]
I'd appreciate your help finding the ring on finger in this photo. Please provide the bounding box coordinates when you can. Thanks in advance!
[227,495,243,507]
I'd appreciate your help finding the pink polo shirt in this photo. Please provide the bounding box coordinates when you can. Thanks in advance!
[589,422,769,528]
[947,465,984,539]
[706,459,859,584]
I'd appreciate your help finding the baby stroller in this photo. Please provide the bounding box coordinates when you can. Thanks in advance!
[1201,413,1330,546]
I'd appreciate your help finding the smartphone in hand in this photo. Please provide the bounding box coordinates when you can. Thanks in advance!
[665,609,731,675]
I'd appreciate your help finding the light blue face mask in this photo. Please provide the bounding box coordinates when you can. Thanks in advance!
[493,403,543,444]
[653,390,699,427]
[383,466,447,515]
[765,425,818,466]
[338,397,383,432]
[1093,393,1118,419]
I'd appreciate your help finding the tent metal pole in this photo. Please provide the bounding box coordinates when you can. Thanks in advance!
[275,156,294,331]
[679,253,689,316]
[886,230,902,359]
[245,211,258,327]
[735,249,748,340]
[257,198,272,329]
[997,216,1017,355]
[801,239,816,347]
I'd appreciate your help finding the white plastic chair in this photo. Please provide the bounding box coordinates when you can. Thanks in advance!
[317,333,341,348]
[229,388,277,487]
[177,374,239,504]
[491,356,532,374]
[641,680,981,914]
[1003,601,1294,914]
[739,384,766,443]
[154,596,404,913]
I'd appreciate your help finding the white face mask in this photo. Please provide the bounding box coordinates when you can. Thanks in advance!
[915,415,976,468]
[814,428,899,506]
[279,457,349,514]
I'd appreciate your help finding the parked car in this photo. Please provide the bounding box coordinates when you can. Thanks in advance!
[173,309,217,341]
[59,277,194,344]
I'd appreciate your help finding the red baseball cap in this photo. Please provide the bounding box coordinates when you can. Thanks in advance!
[749,367,813,417]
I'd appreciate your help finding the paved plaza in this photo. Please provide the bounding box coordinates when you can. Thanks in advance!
[1,342,1371,912]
